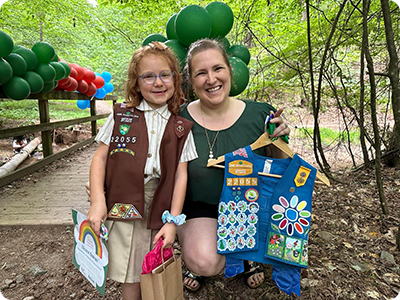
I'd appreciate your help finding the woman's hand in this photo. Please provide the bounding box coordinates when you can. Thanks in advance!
[153,223,177,249]
[269,108,290,138]
[87,196,108,237]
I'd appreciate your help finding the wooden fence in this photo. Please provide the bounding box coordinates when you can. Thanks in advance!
[0,90,117,187]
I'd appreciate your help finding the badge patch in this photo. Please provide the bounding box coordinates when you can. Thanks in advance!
[119,124,130,135]
[109,148,135,157]
[228,160,253,176]
[245,188,259,202]
[294,166,311,187]
[108,203,142,219]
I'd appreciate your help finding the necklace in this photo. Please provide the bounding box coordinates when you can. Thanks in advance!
[201,102,229,163]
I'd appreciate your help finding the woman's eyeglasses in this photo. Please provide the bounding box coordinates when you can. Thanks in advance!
[139,71,174,84]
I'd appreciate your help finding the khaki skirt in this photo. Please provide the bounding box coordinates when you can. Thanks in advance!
[105,179,159,283]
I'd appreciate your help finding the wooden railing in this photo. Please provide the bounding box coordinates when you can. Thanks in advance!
[0,90,117,187]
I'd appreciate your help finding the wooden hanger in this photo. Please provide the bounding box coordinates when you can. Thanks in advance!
[206,132,331,186]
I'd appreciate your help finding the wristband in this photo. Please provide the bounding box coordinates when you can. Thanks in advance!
[100,220,108,241]
[161,210,186,226]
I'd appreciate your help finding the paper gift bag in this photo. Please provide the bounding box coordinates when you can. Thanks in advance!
[140,253,184,300]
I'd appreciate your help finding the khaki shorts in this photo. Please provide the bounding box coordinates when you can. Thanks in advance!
[105,179,159,283]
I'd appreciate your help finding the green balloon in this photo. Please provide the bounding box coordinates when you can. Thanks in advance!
[0,58,13,84]
[59,61,71,78]
[220,37,230,51]
[142,33,167,47]
[205,1,234,38]
[229,56,249,96]
[165,39,187,67]
[51,52,59,62]
[227,45,250,65]
[166,14,178,40]
[3,53,27,77]
[175,5,212,47]
[32,41,55,63]
[35,63,56,83]
[0,31,14,58]
[2,76,31,100]
[13,46,39,71]
[23,71,44,94]
[49,61,66,80]
[41,80,57,93]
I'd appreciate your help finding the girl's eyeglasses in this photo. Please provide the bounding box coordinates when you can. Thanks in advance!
[139,71,174,84]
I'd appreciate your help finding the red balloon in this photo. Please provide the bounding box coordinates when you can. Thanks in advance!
[65,77,78,92]
[92,75,105,88]
[58,77,72,89]
[77,79,89,93]
[85,82,97,96]
[70,67,78,79]
[70,63,84,80]
[82,69,96,83]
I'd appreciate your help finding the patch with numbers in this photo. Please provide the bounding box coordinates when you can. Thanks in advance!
[120,117,133,123]
[226,177,257,186]
[108,203,142,219]
[110,136,136,144]
[119,124,130,135]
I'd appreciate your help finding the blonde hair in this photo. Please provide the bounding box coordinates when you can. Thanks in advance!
[125,42,183,115]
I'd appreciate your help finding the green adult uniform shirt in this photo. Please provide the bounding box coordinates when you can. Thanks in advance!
[179,100,275,206]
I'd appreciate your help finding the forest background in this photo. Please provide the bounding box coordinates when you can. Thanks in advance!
[1,0,400,299]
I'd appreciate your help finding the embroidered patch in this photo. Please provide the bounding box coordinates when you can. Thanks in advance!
[228,214,236,225]
[249,203,259,213]
[228,160,253,176]
[177,125,184,132]
[294,166,311,187]
[227,238,236,251]
[218,202,226,214]
[271,195,310,236]
[237,201,247,212]
[245,188,259,202]
[108,203,142,219]
[267,232,309,266]
[120,117,133,123]
[119,124,130,135]
[228,226,237,237]
[217,239,227,251]
[248,213,258,224]
[125,205,142,219]
[237,212,247,224]
[218,214,228,226]
[110,136,136,144]
[246,237,256,249]
[237,224,246,236]
[227,201,236,212]
[232,148,248,158]
[237,237,245,249]
[247,225,256,236]
[218,227,228,238]
[109,148,135,156]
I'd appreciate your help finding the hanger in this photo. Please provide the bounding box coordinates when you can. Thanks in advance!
[206,131,331,186]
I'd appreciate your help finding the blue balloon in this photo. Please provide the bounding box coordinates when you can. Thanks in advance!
[104,82,114,93]
[95,87,107,99]
[77,100,88,110]
[86,100,91,108]
[101,71,112,82]
[95,72,100,76]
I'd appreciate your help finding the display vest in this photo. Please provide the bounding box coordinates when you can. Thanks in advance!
[218,146,317,296]
[104,103,193,229]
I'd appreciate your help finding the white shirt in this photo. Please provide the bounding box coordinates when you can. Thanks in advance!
[95,100,198,184]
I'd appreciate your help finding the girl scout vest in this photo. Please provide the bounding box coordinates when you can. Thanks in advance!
[104,103,193,229]
[218,146,317,296]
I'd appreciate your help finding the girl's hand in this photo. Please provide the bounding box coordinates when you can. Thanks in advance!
[153,223,177,249]
[269,108,290,138]
[87,197,108,237]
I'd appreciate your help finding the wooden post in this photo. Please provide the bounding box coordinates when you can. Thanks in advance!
[38,98,52,157]
[90,99,97,137]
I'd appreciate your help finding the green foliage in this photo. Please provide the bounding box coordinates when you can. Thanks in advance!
[298,127,360,146]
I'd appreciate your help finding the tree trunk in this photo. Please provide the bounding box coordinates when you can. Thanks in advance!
[380,0,400,167]
[0,138,41,178]
[363,0,389,216]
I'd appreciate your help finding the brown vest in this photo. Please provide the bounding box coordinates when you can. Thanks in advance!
[105,103,193,229]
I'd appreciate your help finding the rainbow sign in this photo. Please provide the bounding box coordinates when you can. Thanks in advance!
[78,220,103,259]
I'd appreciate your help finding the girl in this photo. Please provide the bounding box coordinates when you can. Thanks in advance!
[87,42,197,300]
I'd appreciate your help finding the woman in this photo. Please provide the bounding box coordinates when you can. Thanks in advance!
[177,38,290,292]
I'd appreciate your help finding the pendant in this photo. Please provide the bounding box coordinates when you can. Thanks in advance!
[208,150,214,163]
